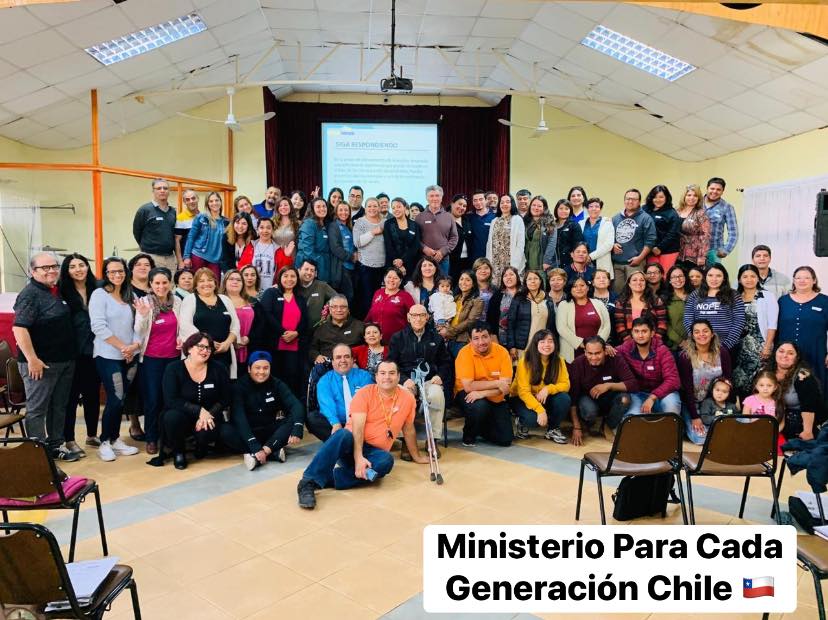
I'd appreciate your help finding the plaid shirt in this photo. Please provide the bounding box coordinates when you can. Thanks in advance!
[613,297,668,343]
[704,197,738,256]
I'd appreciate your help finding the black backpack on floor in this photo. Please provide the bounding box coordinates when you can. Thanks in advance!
[612,473,674,521]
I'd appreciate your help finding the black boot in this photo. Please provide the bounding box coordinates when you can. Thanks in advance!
[174,452,187,470]
[297,478,318,509]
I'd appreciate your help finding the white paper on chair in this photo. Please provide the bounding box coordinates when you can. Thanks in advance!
[815,525,828,541]
[45,556,118,611]
[796,491,828,519]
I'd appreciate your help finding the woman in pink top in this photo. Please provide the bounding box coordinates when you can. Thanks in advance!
[220,269,255,376]
[364,266,415,341]
[254,266,309,398]
[134,267,182,455]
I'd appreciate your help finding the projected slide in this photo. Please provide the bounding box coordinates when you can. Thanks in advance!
[321,122,438,203]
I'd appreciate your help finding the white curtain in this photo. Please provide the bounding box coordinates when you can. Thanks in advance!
[0,192,41,293]
[739,174,828,287]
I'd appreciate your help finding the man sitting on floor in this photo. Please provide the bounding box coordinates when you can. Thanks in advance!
[454,322,514,447]
[306,343,373,441]
[568,336,637,446]
[297,359,429,509]
[388,304,451,458]
[615,316,681,421]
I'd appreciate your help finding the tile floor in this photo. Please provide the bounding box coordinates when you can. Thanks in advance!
[6,418,824,619]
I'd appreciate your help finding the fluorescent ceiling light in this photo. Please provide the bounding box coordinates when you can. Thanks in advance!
[85,13,206,66]
[581,25,696,82]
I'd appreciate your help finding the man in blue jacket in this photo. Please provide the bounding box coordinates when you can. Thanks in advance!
[306,343,373,441]
[253,186,280,220]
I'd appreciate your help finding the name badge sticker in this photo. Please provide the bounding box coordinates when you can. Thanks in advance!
[602,375,612,381]
[647,366,655,371]
[265,397,275,403]
[813,306,823,312]
[425,220,433,224]
[311,292,319,297]
[344,330,352,335]
[155,318,165,324]
[409,230,416,235]
[155,216,164,221]
[204,383,214,389]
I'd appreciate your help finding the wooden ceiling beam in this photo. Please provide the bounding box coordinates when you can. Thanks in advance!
[636,2,828,39]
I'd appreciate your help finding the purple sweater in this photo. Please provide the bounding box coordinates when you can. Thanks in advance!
[567,354,639,400]
[416,207,458,258]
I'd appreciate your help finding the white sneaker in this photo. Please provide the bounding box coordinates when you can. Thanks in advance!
[111,438,139,456]
[243,453,258,471]
[98,441,116,462]
[276,447,286,463]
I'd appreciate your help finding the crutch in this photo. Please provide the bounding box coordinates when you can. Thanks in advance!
[414,361,443,485]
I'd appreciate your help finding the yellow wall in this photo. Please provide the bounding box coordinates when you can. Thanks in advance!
[0,87,266,269]
[1,89,827,288]
[510,94,828,272]
[509,94,687,212]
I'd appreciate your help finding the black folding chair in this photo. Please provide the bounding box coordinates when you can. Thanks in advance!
[0,522,140,619]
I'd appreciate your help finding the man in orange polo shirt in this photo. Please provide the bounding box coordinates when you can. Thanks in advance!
[297,359,429,509]
[454,321,514,447]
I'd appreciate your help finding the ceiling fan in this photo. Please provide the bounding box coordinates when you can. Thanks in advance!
[498,96,593,138]
[176,86,275,131]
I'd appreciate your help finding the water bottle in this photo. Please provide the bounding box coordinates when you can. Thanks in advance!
[365,467,378,482]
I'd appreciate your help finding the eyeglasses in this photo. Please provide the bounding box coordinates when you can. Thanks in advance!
[107,269,125,275]
[192,343,211,351]
[154,186,170,191]
[33,264,60,272]
[409,312,428,318]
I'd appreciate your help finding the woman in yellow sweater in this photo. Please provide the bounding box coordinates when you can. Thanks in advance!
[510,329,571,443]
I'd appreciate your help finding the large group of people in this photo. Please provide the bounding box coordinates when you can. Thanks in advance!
[10,176,827,510]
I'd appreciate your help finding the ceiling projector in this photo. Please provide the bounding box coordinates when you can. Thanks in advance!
[380,76,413,93]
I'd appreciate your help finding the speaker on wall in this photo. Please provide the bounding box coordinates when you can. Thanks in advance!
[814,190,828,257]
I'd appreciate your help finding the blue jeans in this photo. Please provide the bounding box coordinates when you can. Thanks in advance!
[447,340,466,358]
[95,357,137,442]
[682,404,708,445]
[437,257,449,276]
[511,393,571,430]
[624,391,682,419]
[139,356,177,444]
[302,429,394,490]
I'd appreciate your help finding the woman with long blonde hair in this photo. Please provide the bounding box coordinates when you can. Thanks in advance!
[676,184,710,267]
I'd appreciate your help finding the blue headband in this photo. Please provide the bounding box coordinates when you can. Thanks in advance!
[247,351,272,366]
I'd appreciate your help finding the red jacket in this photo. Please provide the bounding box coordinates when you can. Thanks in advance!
[352,344,389,370]
[617,338,680,400]
[238,244,294,273]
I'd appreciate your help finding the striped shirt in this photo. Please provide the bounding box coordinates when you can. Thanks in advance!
[682,291,745,351]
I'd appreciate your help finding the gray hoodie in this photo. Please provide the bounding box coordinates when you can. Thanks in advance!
[611,209,656,264]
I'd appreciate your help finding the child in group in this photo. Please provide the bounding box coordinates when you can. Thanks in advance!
[698,377,739,429]
[742,370,785,453]
[429,275,456,327]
